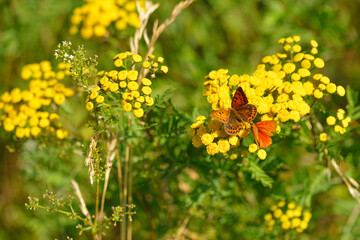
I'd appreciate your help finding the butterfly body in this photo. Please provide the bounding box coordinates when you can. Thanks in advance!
[210,87,257,135]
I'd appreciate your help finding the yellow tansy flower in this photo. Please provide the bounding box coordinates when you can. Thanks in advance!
[132,54,142,63]
[248,143,258,153]
[201,133,213,145]
[127,70,138,81]
[206,142,219,155]
[314,58,325,68]
[257,149,267,160]
[142,61,150,68]
[283,63,296,74]
[319,133,327,141]
[114,59,123,67]
[86,101,94,111]
[326,116,336,125]
[142,86,152,95]
[128,82,139,91]
[141,78,152,86]
[337,85,345,96]
[133,108,144,118]
[160,66,168,74]
[326,83,336,93]
[96,95,104,103]
[118,70,127,80]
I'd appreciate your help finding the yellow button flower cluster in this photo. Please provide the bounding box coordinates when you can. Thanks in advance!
[265,201,312,233]
[86,52,168,118]
[0,62,74,139]
[69,0,146,39]
[190,114,247,156]
[191,35,348,157]
[320,108,351,140]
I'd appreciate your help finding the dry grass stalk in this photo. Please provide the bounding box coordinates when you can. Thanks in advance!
[84,133,99,185]
[331,158,360,203]
[137,0,197,84]
[71,179,93,224]
[99,132,118,222]
[130,2,160,54]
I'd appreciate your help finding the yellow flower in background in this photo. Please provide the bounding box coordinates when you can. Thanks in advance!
[69,0,146,39]
[248,143,258,153]
[257,149,267,160]
[265,201,311,233]
[0,61,73,139]
[319,133,327,141]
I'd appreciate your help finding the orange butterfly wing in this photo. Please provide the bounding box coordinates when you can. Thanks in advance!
[225,114,244,135]
[232,87,248,109]
[237,104,257,123]
[210,110,230,123]
[251,121,277,148]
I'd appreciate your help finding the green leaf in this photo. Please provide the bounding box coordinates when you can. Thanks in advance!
[246,160,274,188]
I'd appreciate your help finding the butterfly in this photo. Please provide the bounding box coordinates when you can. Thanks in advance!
[251,120,277,149]
[210,87,257,135]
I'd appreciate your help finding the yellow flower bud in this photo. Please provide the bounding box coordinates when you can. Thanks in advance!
[201,133,213,145]
[326,116,336,125]
[310,40,318,48]
[206,142,219,155]
[86,101,94,111]
[142,61,150,68]
[133,108,144,118]
[283,63,296,74]
[319,133,327,141]
[132,54,142,63]
[96,95,104,103]
[142,86,152,95]
[248,143,258,153]
[314,58,325,68]
[257,149,267,160]
[337,85,345,96]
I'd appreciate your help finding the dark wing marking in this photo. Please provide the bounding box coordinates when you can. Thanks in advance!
[237,104,257,123]
[224,114,244,135]
[232,87,248,109]
[210,110,230,123]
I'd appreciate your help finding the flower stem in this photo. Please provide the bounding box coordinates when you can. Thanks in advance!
[127,144,132,240]
[121,143,130,239]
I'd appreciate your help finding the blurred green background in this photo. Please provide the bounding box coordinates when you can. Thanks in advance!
[1,0,360,239]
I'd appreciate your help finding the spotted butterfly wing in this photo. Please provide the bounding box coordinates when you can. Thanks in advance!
[237,104,257,123]
[224,113,244,135]
[231,87,248,109]
[251,120,277,148]
[210,110,230,123]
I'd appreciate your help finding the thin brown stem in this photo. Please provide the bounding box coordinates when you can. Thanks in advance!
[36,206,93,226]
[95,180,100,224]
[100,134,118,222]
[331,159,360,203]
[116,148,123,237]
[116,150,123,208]
[121,143,130,239]
[127,145,132,240]
[71,180,93,224]
[174,216,190,240]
